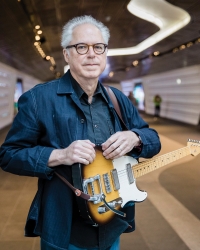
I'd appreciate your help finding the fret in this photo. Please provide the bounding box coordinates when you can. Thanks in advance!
[133,146,190,178]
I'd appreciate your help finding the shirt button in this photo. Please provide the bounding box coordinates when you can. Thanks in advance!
[81,119,85,123]
[94,124,98,128]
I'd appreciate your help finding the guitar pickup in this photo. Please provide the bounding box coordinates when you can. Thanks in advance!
[110,169,120,190]
[126,163,134,184]
[103,173,112,193]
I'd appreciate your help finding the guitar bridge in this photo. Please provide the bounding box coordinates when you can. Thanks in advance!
[83,174,103,204]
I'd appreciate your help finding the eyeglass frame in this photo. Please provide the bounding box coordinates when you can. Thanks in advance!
[65,43,108,55]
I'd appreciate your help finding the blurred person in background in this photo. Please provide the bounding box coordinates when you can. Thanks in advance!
[0,15,161,250]
[128,91,137,107]
[153,94,162,120]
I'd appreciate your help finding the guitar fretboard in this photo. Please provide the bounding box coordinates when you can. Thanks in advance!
[133,146,191,178]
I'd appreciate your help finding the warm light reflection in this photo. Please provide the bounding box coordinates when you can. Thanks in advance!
[35,25,40,29]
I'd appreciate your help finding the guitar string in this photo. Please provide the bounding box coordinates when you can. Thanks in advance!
[110,147,190,178]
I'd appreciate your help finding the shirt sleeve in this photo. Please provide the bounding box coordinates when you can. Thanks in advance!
[110,87,161,159]
[0,90,54,179]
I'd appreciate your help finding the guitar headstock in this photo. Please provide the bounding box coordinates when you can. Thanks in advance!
[187,139,200,156]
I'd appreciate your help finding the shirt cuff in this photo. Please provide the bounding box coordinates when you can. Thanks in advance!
[35,147,55,179]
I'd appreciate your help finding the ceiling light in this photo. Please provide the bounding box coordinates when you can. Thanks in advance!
[50,57,56,65]
[34,43,46,58]
[173,48,179,53]
[37,30,42,34]
[179,45,186,50]
[109,72,114,77]
[35,25,40,29]
[176,78,181,84]
[153,51,160,56]
[35,35,40,41]
[195,38,200,43]
[107,0,190,56]
[186,42,193,47]
[105,16,111,22]
[132,60,138,66]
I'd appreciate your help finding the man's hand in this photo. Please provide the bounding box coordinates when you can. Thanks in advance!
[101,131,140,159]
[48,140,96,167]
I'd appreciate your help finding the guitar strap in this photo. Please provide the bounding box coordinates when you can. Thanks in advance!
[104,86,128,130]
[54,172,90,200]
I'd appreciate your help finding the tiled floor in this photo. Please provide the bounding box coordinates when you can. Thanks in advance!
[0,115,200,250]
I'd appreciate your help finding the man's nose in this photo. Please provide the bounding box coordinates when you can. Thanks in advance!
[87,45,95,56]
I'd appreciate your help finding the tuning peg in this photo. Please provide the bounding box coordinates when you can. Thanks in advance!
[188,139,200,144]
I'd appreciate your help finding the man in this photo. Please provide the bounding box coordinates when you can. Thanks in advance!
[0,16,161,250]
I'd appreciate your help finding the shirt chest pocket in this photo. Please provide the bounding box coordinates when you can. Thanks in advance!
[53,114,78,148]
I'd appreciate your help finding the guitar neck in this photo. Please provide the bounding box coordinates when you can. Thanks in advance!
[133,146,191,178]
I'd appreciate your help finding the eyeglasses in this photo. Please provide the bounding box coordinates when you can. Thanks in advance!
[65,43,108,55]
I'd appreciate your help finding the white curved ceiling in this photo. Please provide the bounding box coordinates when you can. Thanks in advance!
[107,0,191,56]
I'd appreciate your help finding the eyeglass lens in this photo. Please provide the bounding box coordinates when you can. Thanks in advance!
[76,44,105,54]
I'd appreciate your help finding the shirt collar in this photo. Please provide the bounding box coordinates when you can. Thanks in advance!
[69,71,108,102]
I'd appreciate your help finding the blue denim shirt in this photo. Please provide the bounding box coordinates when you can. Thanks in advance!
[0,70,161,250]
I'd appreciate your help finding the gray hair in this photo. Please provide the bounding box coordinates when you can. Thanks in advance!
[61,15,110,48]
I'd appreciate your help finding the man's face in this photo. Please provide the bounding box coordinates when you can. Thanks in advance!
[63,23,107,82]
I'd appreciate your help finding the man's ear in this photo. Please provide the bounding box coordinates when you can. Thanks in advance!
[63,49,69,63]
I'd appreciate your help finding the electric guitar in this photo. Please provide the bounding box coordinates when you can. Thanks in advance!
[72,139,200,226]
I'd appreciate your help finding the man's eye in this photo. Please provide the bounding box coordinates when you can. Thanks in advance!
[78,45,87,50]
[95,45,102,49]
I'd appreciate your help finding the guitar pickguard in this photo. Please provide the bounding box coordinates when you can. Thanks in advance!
[112,156,147,206]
